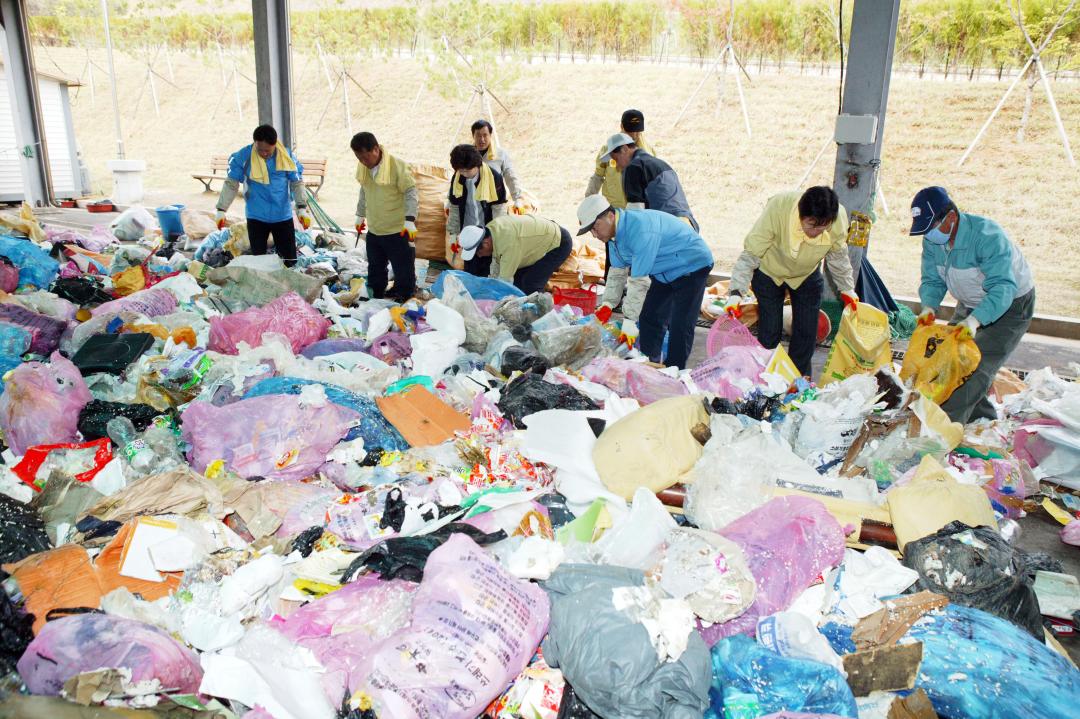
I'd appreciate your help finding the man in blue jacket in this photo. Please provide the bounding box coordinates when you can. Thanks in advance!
[577,194,713,369]
[215,125,310,267]
[910,186,1036,423]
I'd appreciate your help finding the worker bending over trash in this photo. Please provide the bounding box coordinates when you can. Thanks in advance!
[726,186,858,378]
[577,194,713,370]
[351,131,419,303]
[472,119,526,214]
[910,185,1036,424]
[586,109,656,323]
[215,124,309,267]
[457,215,572,295]
[447,143,508,279]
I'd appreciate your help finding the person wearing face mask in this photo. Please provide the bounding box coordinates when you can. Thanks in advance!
[576,194,713,370]
[909,186,1035,424]
[447,144,508,278]
[725,186,858,378]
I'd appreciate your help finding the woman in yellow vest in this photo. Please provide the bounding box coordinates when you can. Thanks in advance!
[351,131,419,302]
[585,109,655,321]
[725,186,859,378]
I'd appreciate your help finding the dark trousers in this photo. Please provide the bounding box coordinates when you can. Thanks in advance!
[247,218,297,267]
[752,267,822,377]
[941,289,1035,424]
[465,255,492,278]
[366,231,415,301]
[513,227,573,294]
[638,264,712,370]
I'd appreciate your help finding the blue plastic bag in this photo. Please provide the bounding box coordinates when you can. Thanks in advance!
[242,376,408,451]
[0,322,31,357]
[0,235,60,290]
[823,605,1080,719]
[194,228,230,261]
[0,355,23,392]
[430,270,523,301]
[706,634,857,719]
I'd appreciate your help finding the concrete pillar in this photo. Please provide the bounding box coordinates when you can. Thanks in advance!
[252,0,295,150]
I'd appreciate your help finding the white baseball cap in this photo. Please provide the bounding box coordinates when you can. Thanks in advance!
[598,132,635,163]
[458,225,487,261]
[576,194,613,236]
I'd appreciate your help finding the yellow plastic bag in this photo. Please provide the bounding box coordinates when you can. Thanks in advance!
[888,455,998,552]
[900,325,981,404]
[820,303,891,386]
[111,265,146,296]
[0,202,46,243]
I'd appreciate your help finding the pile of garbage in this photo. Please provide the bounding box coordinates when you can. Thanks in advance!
[0,202,1079,719]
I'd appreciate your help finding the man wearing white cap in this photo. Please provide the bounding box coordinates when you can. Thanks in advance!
[576,194,713,369]
[457,215,573,294]
[601,132,698,230]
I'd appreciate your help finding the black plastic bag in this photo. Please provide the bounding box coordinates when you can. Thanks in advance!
[292,526,324,557]
[501,345,551,376]
[341,523,506,583]
[77,400,161,441]
[498,374,598,429]
[0,570,33,676]
[49,277,114,307]
[70,333,155,376]
[557,683,603,719]
[902,521,1044,639]
[0,494,50,565]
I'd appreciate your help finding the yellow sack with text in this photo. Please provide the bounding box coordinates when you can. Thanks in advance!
[900,324,981,404]
[820,302,891,386]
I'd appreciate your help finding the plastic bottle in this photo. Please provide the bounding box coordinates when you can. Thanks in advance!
[106,417,155,474]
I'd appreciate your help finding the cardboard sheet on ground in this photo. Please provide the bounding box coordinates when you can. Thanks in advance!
[376,385,470,447]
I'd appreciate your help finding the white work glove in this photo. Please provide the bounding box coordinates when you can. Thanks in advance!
[723,293,743,317]
[297,206,313,230]
[403,220,417,241]
[355,216,367,236]
[512,198,527,215]
[956,314,980,341]
[215,210,227,230]
[626,202,646,211]
[917,307,937,326]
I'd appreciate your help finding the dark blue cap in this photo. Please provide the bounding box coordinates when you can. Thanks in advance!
[909,186,953,235]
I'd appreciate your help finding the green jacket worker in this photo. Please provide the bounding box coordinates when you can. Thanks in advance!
[910,186,1035,424]
[215,124,311,267]
[352,132,419,303]
[472,119,525,213]
[578,194,714,370]
[727,187,858,378]
[457,215,573,295]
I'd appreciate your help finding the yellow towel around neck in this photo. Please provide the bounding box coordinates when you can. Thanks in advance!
[249,142,296,184]
[451,163,498,203]
[356,146,401,187]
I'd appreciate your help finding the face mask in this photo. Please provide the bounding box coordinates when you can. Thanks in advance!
[924,224,950,245]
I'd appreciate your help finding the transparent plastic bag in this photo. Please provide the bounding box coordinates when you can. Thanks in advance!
[17,613,202,697]
[532,321,602,371]
[706,634,857,719]
[493,292,554,328]
[440,273,500,354]
[581,357,687,405]
[91,287,178,318]
[181,394,359,481]
[691,344,771,399]
[0,352,92,454]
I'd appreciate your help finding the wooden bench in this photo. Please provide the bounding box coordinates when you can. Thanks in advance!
[192,155,328,197]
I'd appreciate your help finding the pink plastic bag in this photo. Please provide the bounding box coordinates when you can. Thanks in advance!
[691,344,770,400]
[1063,519,1080,547]
[209,292,330,355]
[706,315,761,358]
[0,262,18,293]
[17,613,202,696]
[351,534,550,718]
[181,394,358,481]
[274,575,418,703]
[699,496,845,645]
[581,357,688,405]
[91,287,178,318]
[0,352,91,454]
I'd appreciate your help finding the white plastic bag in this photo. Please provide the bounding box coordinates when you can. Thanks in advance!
[756,611,846,675]
[110,205,157,241]
[595,487,676,570]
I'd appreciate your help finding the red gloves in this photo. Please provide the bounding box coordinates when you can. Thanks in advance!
[840,291,859,312]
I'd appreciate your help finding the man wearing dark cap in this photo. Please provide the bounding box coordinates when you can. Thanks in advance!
[909,186,1035,424]
[586,110,656,322]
